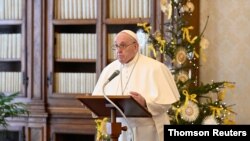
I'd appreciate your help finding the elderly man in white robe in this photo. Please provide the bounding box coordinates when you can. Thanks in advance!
[92,30,180,141]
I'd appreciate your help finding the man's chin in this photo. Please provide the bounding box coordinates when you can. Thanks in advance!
[118,58,125,64]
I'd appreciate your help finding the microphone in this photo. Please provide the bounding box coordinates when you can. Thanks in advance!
[102,69,134,141]
[103,70,120,87]
[107,70,120,82]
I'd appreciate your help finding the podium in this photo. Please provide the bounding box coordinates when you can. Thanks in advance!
[77,95,152,141]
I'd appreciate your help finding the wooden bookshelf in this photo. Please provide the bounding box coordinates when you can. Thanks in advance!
[0,0,28,96]
[46,0,157,140]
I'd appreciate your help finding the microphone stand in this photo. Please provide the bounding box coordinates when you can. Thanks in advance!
[102,70,134,141]
[102,82,127,141]
[105,103,127,141]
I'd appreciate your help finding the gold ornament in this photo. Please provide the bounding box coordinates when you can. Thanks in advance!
[176,71,189,83]
[175,48,187,65]
[180,100,199,122]
[160,0,172,19]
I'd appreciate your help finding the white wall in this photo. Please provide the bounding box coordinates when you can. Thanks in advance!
[200,0,250,124]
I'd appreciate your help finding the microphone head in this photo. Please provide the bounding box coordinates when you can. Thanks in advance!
[114,70,120,75]
[108,70,120,81]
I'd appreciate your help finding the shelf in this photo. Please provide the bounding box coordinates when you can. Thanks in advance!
[0,25,22,33]
[54,62,96,73]
[0,59,21,62]
[0,61,21,72]
[54,25,96,33]
[0,20,23,25]
[50,93,91,98]
[104,18,150,24]
[53,19,97,25]
[55,59,96,63]
[106,24,141,33]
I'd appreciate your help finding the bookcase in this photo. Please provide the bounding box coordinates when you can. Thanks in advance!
[0,0,26,96]
[0,0,48,141]
[0,0,199,141]
[46,1,157,140]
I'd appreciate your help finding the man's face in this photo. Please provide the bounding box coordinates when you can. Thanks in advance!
[113,33,138,64]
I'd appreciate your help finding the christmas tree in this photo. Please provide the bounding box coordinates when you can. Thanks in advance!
[137,0,236,125]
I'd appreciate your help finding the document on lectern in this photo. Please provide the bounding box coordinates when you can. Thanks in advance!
[77,95,152,118]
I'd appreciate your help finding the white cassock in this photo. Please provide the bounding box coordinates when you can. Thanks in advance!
[92,53,180,141]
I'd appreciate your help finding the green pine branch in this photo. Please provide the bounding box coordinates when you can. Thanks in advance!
[189,81,227,95]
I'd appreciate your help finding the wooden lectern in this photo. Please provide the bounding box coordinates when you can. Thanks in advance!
[77,95,152,141]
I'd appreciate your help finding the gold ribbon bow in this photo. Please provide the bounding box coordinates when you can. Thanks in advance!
[154,32,166,54]
[182,26,198,44]
[193,50,199,59]
[148,43,157,58]
[218,89,226,101]
[224,82,235,89]
[209,106,223,117]
[218,82,235,100]
[182,90,198,107]
[137,22,151,33]
[172,106,182,123]
[157,39,166,54]
[95,117,108,141]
